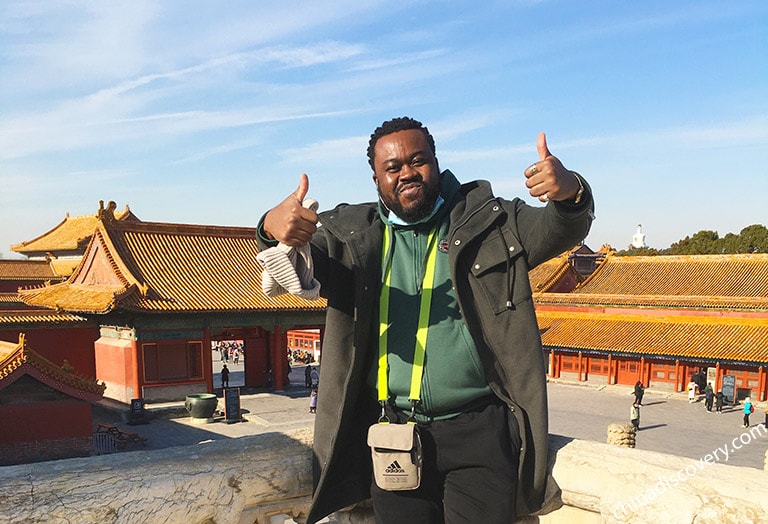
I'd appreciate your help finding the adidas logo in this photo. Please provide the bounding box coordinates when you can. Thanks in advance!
[385,460,406,474]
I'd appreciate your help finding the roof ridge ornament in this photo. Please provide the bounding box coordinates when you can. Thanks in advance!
[97,200,118,222]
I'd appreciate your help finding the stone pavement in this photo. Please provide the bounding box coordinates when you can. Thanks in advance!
[93,361,318,450]
[95,364,768,470]
[547,379,768,469]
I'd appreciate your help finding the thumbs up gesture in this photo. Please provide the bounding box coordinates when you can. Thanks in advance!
[524,133,582,204]
[263,173,319,246]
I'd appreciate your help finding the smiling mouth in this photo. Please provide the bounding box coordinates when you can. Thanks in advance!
[396,182,424,198]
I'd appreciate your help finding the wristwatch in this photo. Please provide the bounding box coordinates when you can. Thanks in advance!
[571,172,585,204]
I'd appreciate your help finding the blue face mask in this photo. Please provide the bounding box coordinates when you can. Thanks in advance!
[386,195,445,226]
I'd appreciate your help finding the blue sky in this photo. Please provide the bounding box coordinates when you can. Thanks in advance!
[2,1,766,257]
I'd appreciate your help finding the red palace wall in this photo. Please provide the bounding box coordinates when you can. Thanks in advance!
[0,326,99,377]
[95,337,139,403]
[0,400,93,466]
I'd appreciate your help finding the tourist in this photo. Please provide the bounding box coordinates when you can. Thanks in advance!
[221,364,230,389]
[704,383,714,412]
[633,381,645,406]
[257,116,593,523]
[630,402,640,430]
[742,397,754,428]
[309,388,318,413]
[687,379,698,403]
[715,390,725,414]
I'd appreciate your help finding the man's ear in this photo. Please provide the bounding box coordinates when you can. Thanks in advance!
[372,173,379,186]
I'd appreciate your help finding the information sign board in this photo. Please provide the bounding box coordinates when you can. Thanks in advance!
[224,387,241,423]
[721,375,735,404]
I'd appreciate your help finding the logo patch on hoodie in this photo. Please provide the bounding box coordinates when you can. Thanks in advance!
[438,238,450,253]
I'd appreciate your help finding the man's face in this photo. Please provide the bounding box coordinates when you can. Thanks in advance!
[372,129,441,223]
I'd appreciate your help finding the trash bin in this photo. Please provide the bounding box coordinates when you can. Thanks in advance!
[185,393,218,421]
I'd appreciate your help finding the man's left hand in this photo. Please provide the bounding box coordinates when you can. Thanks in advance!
[524,133,581,203]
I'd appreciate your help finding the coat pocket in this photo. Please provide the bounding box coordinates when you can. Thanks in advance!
[468,226,529,314]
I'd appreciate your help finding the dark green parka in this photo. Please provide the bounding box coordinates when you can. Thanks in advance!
[261,171,594,523]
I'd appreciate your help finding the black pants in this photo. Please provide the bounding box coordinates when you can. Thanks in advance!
[370,400,520,524]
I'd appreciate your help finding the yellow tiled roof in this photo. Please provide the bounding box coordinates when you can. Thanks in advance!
[535,253,768,311]
[0,334,106,399]
[0,309,88,324]
[49,258,83,277]
[0,292,21,304]
[537,310,768,364]
[11,201,138,255]
[578,253,768,297]
[535,293,768,311]
[528,255,569,292]
[19,216,327,314]
[0,260,59,280]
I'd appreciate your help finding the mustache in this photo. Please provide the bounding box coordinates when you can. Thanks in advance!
[395,178,424,196]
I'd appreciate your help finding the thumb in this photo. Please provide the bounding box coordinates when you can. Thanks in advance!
[537,132,551,160]
[293,173,309,202]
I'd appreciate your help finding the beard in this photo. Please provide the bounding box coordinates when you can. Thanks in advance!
[379,177,442,223]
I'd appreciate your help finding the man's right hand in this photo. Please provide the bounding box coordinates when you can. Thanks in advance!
[263,173,318,247]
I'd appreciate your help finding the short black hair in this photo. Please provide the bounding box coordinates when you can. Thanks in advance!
[367,116,437,170]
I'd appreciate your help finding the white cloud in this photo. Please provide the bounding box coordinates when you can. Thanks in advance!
[281,136,368,165]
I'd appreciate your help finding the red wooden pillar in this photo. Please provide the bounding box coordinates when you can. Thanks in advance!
[674,360,681,392]
[607,353,613,385]
[130,339,141,401]
[203,327,213,393]
[578,351,583,381]
[548,350,555,378]
[272,325,286,391]
[758,365,766,402]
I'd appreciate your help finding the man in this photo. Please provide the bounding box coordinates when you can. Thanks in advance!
[258,117,594,523]
[221,364,230,389]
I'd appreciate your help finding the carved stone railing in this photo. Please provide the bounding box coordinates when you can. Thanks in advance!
[1,428,766,523]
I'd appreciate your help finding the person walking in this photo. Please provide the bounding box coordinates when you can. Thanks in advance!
[743,397,754,428]
[257,116,593,523]
[304,365,312,389]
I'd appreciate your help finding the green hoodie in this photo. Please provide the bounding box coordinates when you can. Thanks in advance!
[370,171,491,420]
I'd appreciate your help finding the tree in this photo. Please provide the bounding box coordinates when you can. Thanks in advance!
[615,247,663,256]
[735,224,768,253]
[616,224,766,255]
[720,232,740,254]
[669,230,720,255]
